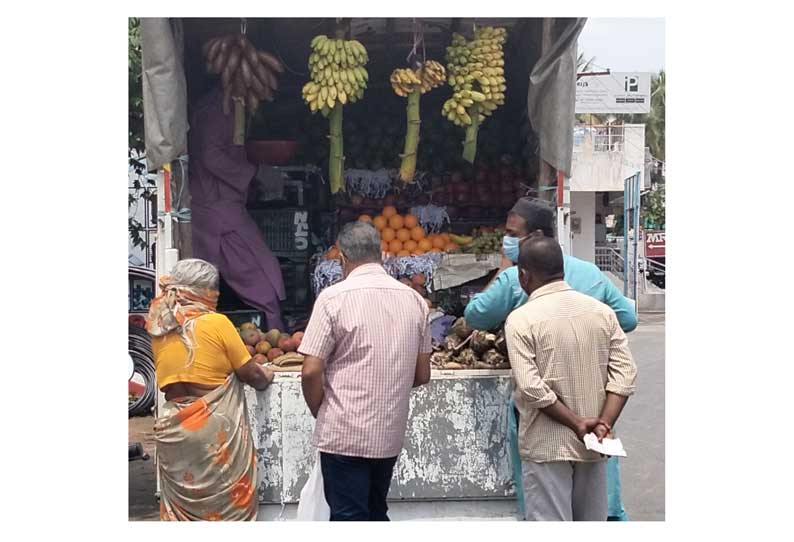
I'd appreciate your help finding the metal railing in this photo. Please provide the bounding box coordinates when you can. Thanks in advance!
[645,258,666,274]
[595,247,624,275]
[573,125,626,153]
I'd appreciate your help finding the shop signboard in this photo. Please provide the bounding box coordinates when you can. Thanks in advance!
[644,229,666,258]
[576,72,652,114]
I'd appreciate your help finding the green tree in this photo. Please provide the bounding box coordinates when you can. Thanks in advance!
[128,17,153,253]
[626,70,665,162]
[642,183,665,229]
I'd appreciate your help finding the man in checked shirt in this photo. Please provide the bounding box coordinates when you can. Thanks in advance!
[506,237,637,521]
[299,221,432,521]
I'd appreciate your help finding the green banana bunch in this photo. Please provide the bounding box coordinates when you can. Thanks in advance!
[442,27,507,127]
[302,34,369,117]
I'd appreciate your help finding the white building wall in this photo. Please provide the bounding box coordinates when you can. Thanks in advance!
[571,191,595,263]
[570,124,646,192]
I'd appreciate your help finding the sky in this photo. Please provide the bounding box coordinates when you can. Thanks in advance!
[578,18,665,73]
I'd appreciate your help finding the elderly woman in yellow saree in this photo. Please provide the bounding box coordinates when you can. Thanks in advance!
[146,258,273,521]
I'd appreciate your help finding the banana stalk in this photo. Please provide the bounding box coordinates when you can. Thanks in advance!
[233,98,246,145]
[462,102,480,163]
[399,89,421,182]
[328,103,344,193]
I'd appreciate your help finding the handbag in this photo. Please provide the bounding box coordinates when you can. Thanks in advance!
[296,452,330,521]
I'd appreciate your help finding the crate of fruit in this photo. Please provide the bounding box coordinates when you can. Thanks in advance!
[249,207,312,257]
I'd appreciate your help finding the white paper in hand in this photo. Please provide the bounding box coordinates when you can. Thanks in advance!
[584,433,627,457]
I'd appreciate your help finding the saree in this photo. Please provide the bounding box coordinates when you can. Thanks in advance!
[154,373,257,521]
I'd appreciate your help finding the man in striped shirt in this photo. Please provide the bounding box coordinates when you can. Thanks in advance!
[299,221,432,521]
[506,237,637,521]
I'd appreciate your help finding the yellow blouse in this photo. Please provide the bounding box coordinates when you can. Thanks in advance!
[152,312,252,389]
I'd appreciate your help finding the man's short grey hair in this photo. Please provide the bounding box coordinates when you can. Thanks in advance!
[337,221,382,263]
[169,258,220,290]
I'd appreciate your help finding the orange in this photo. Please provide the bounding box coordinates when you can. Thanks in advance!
[404,214,419,229]
[326,247,340,260]
[444,242,459,251]
[397,228,411,242]
[430,247,443,253]
[373,215,388,231]
[440,233,450,243]
[358,214,373,223]
[410,226,426,241]
[403,240,418,252]
[396,250,411,257]
[432,235,447,249]
[381,240,389,252]
[418,238,433,251]
[381,227,396,242]
[388,214,405,230]
[413,249,426,256]
[388,239,403,253]
[382,205,398,219]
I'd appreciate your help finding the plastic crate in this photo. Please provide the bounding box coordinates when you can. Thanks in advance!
[279,257,313,311]
[249,207,313,257]
[224,310,267,330]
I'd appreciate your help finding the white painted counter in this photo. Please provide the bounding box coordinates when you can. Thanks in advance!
[245,370,516,504]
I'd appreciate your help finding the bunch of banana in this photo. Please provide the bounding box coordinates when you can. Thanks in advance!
[448,233,474,246]
[391,60,447,182]
[390,68,423,97]
[390,61,446,97]
[442,26,507,162]
[202,34,284,116]
[301,34,369,194]
[442,26,507,128]
[418,60,447,93]
[301,34,369,118]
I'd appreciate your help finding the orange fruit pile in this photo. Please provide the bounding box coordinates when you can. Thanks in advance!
[360,208,459,258]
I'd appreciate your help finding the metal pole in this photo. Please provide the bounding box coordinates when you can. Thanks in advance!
[557,171,571,255]
[154,162,180,502]
[623,177,629,297]
[633,173,640,311]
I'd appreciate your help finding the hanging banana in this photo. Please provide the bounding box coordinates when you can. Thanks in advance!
[391,60,446,182]
[441,27,508,163]
[301,34,369,193]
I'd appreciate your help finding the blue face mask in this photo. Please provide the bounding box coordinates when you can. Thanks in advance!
[503,235,524,263]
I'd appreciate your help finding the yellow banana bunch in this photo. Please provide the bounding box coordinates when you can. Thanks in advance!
[391,61,446,97]
[417,60,447,93]
[302,34,369,117]
[390,68,423,97]
[391,60,448,182]
[442,27,507,127]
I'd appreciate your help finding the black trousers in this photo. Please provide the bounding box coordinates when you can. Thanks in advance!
[320,452,399,521]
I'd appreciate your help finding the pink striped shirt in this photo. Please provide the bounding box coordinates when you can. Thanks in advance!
[299,263,432,458]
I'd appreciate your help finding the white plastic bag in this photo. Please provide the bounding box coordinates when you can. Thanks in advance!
[296,453,330,521]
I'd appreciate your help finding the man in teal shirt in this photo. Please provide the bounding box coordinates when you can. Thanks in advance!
[464,198,637,521]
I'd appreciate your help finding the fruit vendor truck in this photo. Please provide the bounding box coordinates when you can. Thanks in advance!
[141,17,583,519]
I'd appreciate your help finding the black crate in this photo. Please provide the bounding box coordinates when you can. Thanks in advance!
[279,257,313,311]
[249,207,313,257]
[224,310,267,330]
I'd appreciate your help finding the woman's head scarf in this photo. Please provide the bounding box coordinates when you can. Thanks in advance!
[146,259,220,366]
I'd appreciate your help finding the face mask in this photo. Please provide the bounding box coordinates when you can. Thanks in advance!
[502,235,524,263]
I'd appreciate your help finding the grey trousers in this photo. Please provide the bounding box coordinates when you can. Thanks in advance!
[522,460,608,521]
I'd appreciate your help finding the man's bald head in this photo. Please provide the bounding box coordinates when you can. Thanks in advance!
[518,236,564,283]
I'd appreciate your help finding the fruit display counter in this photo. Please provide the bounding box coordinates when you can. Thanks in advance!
[244,369,515,505]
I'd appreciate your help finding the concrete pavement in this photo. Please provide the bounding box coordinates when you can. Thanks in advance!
[619,313,665,520]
